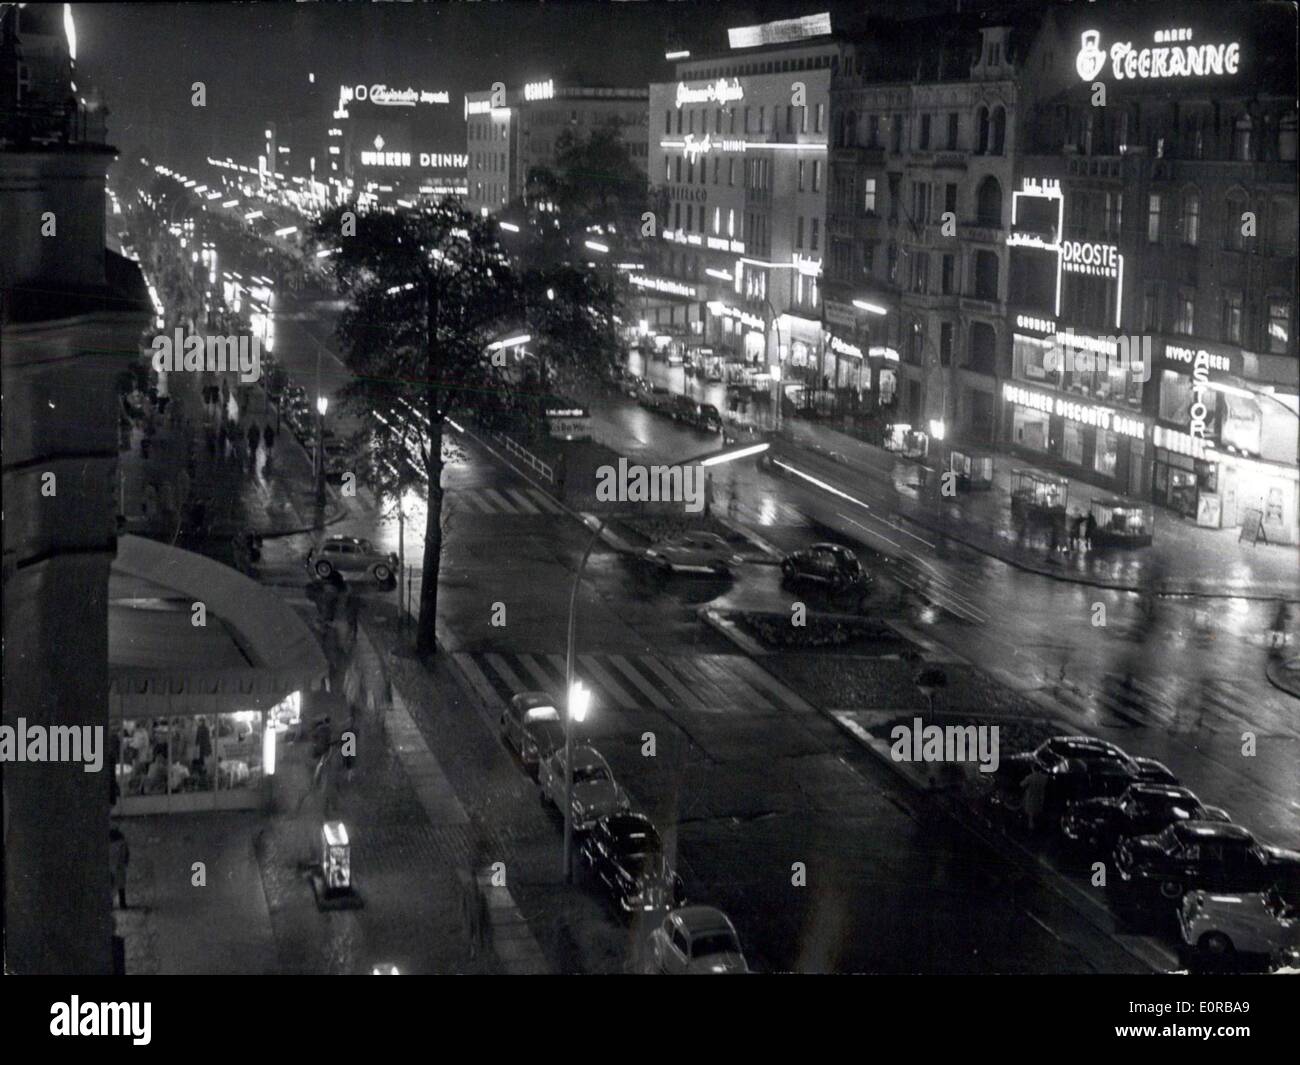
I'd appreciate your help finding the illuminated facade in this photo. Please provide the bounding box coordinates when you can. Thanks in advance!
[464,82,648,217]
[646,24,843,391]
[1013,3,1297,540]
[825,16,1024,435]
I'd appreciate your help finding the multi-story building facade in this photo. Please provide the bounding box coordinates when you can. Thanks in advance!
[826,14,1030,443]
[1012,3,1298,541]
[2,3,151,972]
[465,79,648,217]
[645,19,844,392]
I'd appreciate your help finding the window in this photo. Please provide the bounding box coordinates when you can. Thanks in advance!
[673,203,681,230]
[867,114,879,147]
[1104,191,1123,238]
[1174,290,1194,334]
[796,216,804,247]
[743,106,751,133]
[891,114,903,154]
[941,254,954,294]
[947,113,959,149]
[713,157,719,184]
[688,110,695,134]
[944,183,957,216]
[991,107,1006,155]
[887,241,899,283]
[1233,115,1253,161]
[758,105,765,132]
[912,181,931,224]
[811,218,819,251]
[713,207,721,235]
[863,243,875,274]
[888,173,901,222]
[1182,189,1200,246]
[976,175,1001,227]
[716,109,723,134]
[1147,193,1161,243]
[1222,292,1242,344]
[813,160,823,192]
[798,159,805,192]
[685,204,693,231]
[1094,429,1118,477]
[976,106,990,154]
[786,105,794,134]
[815,103,824,133]
[939,322,953,365]
[911,252,929,294]
[1142,285,1160,332]
[973,250,998,300]
[728,159,736,186]
[1268,300,1291,353]
[920,114,931,150]
[675,156,682,183]
[863,177,877,215]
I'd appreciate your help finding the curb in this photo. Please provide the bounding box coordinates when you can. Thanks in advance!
[698,607,769,656]
[700,603,1178,973]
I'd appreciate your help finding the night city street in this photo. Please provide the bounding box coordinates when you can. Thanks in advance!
[2,0,1298,1032]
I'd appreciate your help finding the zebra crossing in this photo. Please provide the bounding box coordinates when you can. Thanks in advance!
[443,486,567,516]
[451,650,816,716]
[715,493,806,528]
[1053,673,1263,733]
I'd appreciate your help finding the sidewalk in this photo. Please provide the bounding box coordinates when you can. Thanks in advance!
[114,607,500,974]
[118,366,347,554]
[775,415,1300,599]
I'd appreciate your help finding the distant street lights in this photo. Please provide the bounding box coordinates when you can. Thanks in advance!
[315,394,329,509]
[561,679,592,884]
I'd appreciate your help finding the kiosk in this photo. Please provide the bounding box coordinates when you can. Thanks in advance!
[1088,498,1154,547]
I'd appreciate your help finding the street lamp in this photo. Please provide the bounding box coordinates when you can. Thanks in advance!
[315,394,329,508]
[561,678,592,883]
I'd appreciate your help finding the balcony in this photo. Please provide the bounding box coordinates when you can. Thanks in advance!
[960,292,1001,314]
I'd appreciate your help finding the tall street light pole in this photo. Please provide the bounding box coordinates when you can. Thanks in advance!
[315,393,328,514]
[562,517,605,882]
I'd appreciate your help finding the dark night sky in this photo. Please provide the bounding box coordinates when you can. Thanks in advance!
[71,0,943,172]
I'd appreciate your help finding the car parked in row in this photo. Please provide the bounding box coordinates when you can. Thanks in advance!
[580,812,686,916]
[988,735,1178,816]
[1060,783,1231,855]
[538,745,629,832]
[638,385,672,413]
[1110,821,1300,916]
[306,536,398,585]
[1179,886,1300,969]
[640,531,740,578]
[500,692,564,774]
[645,906,748,974]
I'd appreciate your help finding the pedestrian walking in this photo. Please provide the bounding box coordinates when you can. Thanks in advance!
[1083,511,1097,551]
[109,826,130,909]
[345,589,361,646]
[1021,767,1050,834]
[262,424,276,452]
[247,422,260,457]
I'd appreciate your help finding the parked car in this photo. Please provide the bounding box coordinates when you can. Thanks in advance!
[639,386,672,413]
[1060,783,1230,854]
[667,394,699,423]
[1111,821,1300,913]
[646,906,748,974]
[989,736,1177,813]
[500,692,564,773]
[1180,887,1300,968]
[781,543,872,593]
[322,439,351,483]
[537,745,629,832]
[696,403,723,431]
[306,536,398,585]
[641,531,740,577]
[580,812,686,915]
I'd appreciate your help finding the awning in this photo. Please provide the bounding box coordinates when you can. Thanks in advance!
[108,535,329,715]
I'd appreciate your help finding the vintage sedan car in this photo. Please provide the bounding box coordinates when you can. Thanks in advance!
[537,745,630,832]
[1179,887,1300,967]
[638,385,673,413]
[646,906,748,974]
[641,531,740,577]
[306,536,398,585]
[781,543,872,593]
[987,737,1178,817]
[1111,821,1300,913]
[580,812,686,915]
[1060,784,1230,854]
[499,692,564,773]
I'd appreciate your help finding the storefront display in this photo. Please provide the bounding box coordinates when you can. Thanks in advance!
[1011,468,1069,519]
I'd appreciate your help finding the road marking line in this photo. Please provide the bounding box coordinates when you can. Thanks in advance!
[453,491,496,514]
[516,653,561,693]
[503,488,541,514]
[483,488,521,514]
[732,657,819,713]
[526,488,565,514]
[484,652,530,696]
[639,656,710,713]
[578,654,641,711]
[691,654,780,711]
[452,653,507,708]
[607,654,675,710]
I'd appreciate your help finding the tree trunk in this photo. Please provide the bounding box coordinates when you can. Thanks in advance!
[416,413,444,657]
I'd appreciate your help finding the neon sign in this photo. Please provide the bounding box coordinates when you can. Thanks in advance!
[341,84,449,107]
[629,275,698,299]
[524,79,555,102]
[829,335,862,358]
[1075,29,1241,82]
[1061,240,1120,278]
[676,79,744,109]
[1003,382,1145,439]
